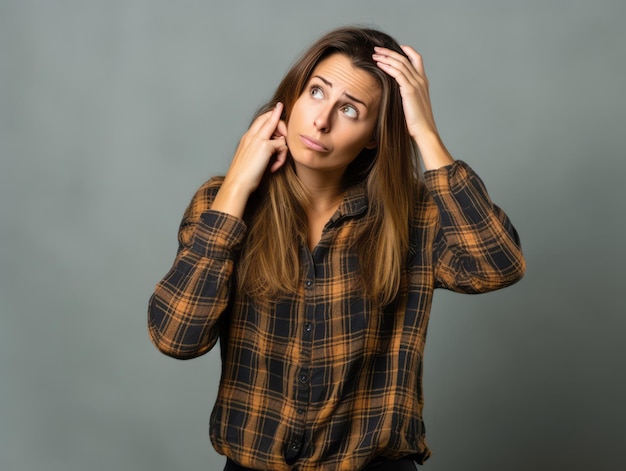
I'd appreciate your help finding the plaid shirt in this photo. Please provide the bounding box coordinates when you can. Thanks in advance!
[148,160,525,471]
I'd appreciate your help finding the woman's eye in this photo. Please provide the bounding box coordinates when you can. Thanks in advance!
[310,86,323,99]
[341,105,358,119]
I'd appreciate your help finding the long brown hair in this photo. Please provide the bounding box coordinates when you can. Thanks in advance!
[236,26,421,305]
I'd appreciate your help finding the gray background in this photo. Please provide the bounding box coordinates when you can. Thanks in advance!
[1,1,624,470]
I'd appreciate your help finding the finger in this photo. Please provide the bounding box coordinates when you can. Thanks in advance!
[275,120,287,138]
[373,46,421,82]
[259,102,284,138]
[248,108,277,135]
[269,139,288,173]
[375,60,416,90]
[400,45,426,77]
[272,120,287,142]
[374,51,427,93]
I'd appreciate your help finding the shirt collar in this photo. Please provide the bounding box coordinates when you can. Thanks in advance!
[328,183,368,226]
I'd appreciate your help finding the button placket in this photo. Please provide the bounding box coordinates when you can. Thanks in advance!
[290,247,316,460]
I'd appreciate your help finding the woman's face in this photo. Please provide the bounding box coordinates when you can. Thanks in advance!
[286,53,381,178]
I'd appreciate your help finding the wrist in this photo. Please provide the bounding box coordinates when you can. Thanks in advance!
[210,178,251,219]
[414,131,455,170]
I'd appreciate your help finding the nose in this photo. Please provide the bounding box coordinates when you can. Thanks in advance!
[314,105,332,133]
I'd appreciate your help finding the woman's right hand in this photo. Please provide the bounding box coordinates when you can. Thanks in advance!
[210,103,288,218]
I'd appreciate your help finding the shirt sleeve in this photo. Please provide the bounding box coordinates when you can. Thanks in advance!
[147,178,246,359]
[424,160,526,293]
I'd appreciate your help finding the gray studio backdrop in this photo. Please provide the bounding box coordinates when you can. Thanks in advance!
[1,1,624,470]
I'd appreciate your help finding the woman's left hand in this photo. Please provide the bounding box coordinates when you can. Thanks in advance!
[373,45,436,140]
[373,45,454,169]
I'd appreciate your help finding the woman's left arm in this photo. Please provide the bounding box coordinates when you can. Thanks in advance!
[373,45,454,170]
[375,46,525,291]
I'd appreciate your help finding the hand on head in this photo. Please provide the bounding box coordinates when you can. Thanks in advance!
[372,45,437,141]
[373,45,454,169]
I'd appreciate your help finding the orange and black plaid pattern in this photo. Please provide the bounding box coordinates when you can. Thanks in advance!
[148,161,525,471]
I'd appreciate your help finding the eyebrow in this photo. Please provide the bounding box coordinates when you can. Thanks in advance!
[312,75,369,109]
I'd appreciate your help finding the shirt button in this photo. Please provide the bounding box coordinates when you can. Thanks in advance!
[305,280,312,287]
[290,441,300,451]
[304,323,312,332]
[297,408,304,415]
[299,373,309,384]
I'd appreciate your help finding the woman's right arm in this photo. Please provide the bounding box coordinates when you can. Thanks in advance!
[148,104,287,359]
[147,179,247,359]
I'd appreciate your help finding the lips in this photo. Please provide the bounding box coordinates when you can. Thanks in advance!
[299,134,329,152]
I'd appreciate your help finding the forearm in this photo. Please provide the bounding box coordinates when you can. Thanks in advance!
[210,178,251,219]
[148,248,233,359]
[415,130,455,171]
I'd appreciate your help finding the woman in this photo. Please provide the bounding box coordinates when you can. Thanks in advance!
[148,27,525,471]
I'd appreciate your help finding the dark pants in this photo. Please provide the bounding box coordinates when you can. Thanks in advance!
[224,457,418,470]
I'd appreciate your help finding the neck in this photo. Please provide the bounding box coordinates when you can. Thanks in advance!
[295,165,346,212]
